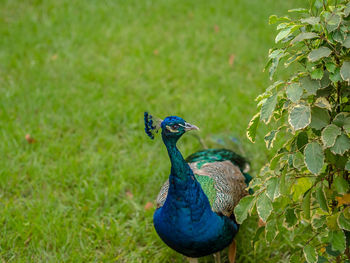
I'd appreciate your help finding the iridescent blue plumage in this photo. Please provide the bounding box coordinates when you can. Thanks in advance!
[145,114,249,261]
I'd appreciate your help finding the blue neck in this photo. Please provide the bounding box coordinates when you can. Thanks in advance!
[161,134,213,218]
[163,135,190,181]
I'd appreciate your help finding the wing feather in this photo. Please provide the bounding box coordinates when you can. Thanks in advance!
[156,160,248,217]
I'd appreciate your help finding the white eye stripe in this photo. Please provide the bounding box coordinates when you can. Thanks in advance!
[166,125,178,133]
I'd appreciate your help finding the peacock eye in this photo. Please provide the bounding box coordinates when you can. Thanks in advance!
[172,124,179,129]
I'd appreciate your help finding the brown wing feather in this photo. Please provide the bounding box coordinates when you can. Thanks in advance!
[190,160,247,217]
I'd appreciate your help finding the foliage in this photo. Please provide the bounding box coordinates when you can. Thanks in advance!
[0,0,309,262]
[236,0,350,262]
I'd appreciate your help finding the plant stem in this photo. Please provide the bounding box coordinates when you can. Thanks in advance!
[345,246,350,262]
[336,81,340,113]
[323,0,327,10]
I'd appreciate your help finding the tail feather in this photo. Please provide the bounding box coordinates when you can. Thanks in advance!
[186,149,250,176]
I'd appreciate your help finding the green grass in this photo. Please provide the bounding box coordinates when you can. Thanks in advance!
[1,0,305,262]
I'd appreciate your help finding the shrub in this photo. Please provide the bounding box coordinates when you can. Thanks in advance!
[235,1,350,262]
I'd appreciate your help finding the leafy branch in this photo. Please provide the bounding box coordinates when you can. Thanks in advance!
[236,0,350,262]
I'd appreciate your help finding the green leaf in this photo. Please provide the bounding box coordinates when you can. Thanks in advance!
[310,67,323,80]
[308,47,332,62]
[288,8,308,13]
[266,80,285,92]
[330,68,342,82]
[317,256,328,263]
[269,15,290,24]
[320,71,331,88]
[325,12,341,25]
[266,177,280,201]
[321,124,341,148]
[257,192,273,222]
[327,214,340,230]
[303,244,318,263]
[247,112,260,143]
[292,177,312,201]
[316,185,329,213]
[300,16,320,25]
[325,244,341,257]
[310,107,330,130]
[340,61,350,83]
[267,49,285,80]
[343,34,350,48]
[293,152,304,169]
[264,130,278,149]
[279,169,288,195]
[285,52,306,67]
[344,117,350,134]
[325,149,348,169]
[276,23,288,30]
[333,176,349,195]
[286,83,303,103]
[318,85,335,98]
[345,3,350,17]
[288,104,311,130]
[329,230,346,253]
[265,220,277,243]
[252,226,265,246]
[268,49,284,59]
[333,30,346,44]
[333,112,349,127]
[346,160,350,171]
[269,15,278,24]
[330,133,350,155]
[260,93,277,123]
[269,152,284,170]
[275,28,292,43]
[285,208,298,227]
[304,142,324,175]
[312,215,326,229]
[234,195,255,224]
[289,254,301,263]
[291,32,318,45]
[325,62,336,73]
[297,131,308,153]
[302,190,311,220]
[313,0,323,9]
[337,212,350,231]
[300,76,320,95]
[314,97,331,111]
[325,13,341,32]
[344,207,350,219]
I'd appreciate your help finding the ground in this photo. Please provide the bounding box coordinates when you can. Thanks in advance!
[1,0,303,262]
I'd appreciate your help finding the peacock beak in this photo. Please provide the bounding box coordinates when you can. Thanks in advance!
[184,122,199,131]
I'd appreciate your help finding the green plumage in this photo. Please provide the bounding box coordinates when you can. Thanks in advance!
[186,148,249,172]
[194,174,216,207]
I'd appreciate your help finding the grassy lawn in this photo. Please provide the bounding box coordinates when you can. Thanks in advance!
[1,0,305,262]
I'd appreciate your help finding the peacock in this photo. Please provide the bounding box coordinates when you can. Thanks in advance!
[144,112,251,263]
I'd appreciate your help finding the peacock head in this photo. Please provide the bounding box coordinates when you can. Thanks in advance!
[161,116,199,140]
[144,112,199,141]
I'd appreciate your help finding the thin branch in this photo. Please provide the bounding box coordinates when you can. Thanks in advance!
[305,232,319,245]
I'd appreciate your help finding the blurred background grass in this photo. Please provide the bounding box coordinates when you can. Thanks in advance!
[1,0,305,262]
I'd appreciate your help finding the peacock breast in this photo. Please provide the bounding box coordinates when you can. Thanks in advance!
[153,204,236,257]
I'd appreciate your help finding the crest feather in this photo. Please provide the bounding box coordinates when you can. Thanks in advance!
[144,112,162,139]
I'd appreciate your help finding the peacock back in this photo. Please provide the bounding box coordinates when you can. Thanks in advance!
[156,148,250,218]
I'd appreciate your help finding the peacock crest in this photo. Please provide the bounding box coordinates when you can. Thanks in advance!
[144,112,162,139]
